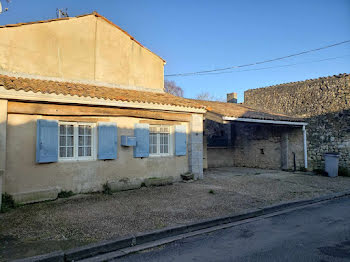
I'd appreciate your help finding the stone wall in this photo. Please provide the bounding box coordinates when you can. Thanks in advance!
[244,73,350,170]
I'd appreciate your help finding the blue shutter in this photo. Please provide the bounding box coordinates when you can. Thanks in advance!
[36,119,58,163]
[175,125,187,156]
[134,123,149,158]
[98,122,117,160]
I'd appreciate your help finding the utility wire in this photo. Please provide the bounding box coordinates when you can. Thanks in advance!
[193,54,350,76]
[165,40,350,77]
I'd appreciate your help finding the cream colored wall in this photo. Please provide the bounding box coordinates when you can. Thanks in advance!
[94,17,164,90]
[5,114,189,197]
[0,16,96,81]
[0,15,164,90]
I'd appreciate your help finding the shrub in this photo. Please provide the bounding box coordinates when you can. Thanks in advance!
[102,182,112,195]
[339,167,350,177]
[313,169,328,176]
[299,167,307,172]
[209,189,215,194]
[1,193,16,213]
[58,190,74,198]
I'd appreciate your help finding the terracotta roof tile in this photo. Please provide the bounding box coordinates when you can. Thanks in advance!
[0,74,204,109]
[0,75,303,121]
[192,99,302,122]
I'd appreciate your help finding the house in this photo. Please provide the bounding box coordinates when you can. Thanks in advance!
[0,12,307,209]
[0,13,206,206]
[244,73,350,172]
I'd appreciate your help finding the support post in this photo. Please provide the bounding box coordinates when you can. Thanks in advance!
[302,125,308,169]
[0,99,8,209]
[281,132,289,170]
[189,114,204,179]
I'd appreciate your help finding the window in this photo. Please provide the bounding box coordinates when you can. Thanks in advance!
[59,122,96,161]
[149,125,172,156]
[78,125,92,157]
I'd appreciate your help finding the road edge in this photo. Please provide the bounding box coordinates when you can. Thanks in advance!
[13,190,350,262]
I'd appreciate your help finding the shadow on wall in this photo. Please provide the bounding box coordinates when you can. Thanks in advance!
[243,74,350,173]
[239,107,350,173]
[205,120,304,170]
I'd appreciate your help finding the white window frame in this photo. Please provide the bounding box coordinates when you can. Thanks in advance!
[58,122,97,161]
[149,125,174,157]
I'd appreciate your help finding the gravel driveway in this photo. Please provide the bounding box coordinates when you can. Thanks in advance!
[1,167,350,261]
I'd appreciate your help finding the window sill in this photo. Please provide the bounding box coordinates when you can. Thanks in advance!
[149,154,174,158]
[58,158,96,162]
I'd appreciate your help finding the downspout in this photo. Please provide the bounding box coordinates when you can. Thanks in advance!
[302,125,308,169]
[0,99,8,211]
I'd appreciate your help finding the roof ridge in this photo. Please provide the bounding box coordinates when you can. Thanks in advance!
[0,12,92,28]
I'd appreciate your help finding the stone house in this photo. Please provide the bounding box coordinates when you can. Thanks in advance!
[0,12,307,209]
[244,73,350,172]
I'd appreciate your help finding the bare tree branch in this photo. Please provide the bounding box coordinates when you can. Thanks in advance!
[164,80,184,97]
[195,92,225,102]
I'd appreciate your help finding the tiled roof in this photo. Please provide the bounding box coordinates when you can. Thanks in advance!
[0,74,303,121]
[0,12,165,63]
[193,99,302,122]
[0,74,204,109]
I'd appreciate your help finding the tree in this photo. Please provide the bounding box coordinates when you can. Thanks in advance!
[164,80,184,97]
[195,92,225,102]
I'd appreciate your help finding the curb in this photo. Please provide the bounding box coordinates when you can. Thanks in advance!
[13,190,350,262]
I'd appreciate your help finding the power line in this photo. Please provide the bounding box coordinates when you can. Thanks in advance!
[193,54,350,76]
[165,40,350,77]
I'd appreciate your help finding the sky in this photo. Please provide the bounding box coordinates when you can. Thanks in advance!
[0,0,349,102]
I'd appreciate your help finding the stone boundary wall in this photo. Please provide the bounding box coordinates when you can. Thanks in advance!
[244,73,350,170]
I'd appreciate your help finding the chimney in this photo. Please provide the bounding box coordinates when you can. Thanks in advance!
[227,92,237,103]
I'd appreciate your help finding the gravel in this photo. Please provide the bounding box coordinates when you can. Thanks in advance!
[1,167,350,261]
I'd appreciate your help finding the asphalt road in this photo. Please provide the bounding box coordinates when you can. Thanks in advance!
[118,196,350,262]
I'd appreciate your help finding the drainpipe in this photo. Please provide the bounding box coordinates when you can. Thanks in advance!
[0,99,8,211]
[302,125,308,169]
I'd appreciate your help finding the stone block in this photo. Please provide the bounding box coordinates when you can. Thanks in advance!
[12,188,59,204]
[108,178,142,192]
[181,173,194,181]
[144,176,174,187]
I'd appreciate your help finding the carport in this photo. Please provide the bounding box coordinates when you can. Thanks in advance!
[196,100,308,171]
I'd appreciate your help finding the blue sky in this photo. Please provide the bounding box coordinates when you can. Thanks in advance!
[0,0,349,102]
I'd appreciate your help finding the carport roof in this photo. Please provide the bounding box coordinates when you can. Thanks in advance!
[193,99,306,124]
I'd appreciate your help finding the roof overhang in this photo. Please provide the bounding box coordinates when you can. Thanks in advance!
[0,86,206,114]
[222,116,308,126]
[205,111,307,126]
